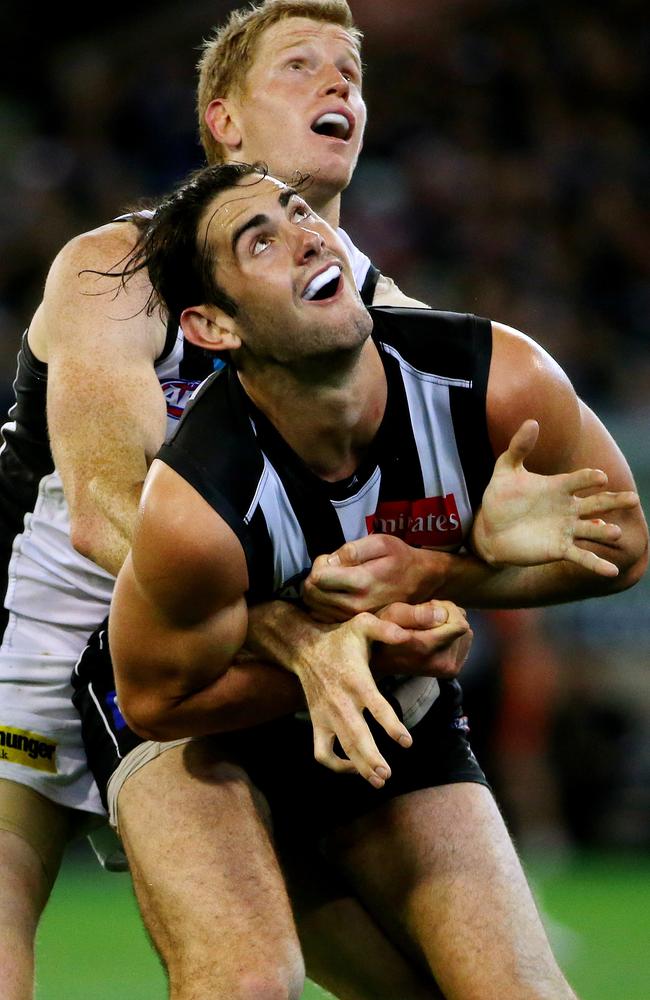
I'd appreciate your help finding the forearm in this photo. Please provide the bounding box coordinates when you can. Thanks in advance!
[421,546,646,609]
[112,546,306,740]
[69,482,142,577]
[121,656,304,741]
[245,600,337,676]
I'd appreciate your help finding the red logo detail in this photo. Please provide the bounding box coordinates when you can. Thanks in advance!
[366,495,462,547]
[161,380,201,420]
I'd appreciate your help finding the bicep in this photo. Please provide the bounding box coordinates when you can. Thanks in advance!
[487,321,629,480]
[111,462,250,700]
[487,321,647,572]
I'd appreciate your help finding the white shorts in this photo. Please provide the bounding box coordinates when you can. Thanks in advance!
[0,609,104,816]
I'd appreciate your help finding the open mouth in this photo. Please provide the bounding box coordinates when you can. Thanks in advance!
[311,112,352,141]
[302,264,343,302]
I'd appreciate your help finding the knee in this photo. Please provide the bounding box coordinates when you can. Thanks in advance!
[239,943,305,1000]
[236,956,306,1000]
[169,942,305,1000]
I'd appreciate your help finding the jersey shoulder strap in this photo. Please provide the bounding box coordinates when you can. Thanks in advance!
[360,264,380,305]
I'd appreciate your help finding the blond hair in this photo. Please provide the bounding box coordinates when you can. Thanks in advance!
[197,0,362,164]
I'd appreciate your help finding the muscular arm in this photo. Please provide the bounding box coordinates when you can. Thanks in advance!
[110,461,263,739]
[302,322,648,616]
[413,323,646,606]
[38,222,168,576]
[111,462,412,786]
[461,321,647,603]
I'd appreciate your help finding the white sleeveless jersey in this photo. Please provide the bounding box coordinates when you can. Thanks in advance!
[0,229,375,637]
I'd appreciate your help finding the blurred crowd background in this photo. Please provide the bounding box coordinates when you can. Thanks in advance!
[1,0,648,855]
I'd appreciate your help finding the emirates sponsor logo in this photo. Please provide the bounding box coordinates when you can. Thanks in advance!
[366,495,462,547]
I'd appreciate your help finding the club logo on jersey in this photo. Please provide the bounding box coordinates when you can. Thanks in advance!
[0,726,57,773]
[366,495,462,547]
[161,380,202,421]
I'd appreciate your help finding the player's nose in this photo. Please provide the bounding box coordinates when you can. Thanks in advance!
[294,226,325,264]
[318,69,350,101]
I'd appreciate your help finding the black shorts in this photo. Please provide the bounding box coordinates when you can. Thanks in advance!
[213,685,489,849]
[71,617,143,809]
[72,617,489,843]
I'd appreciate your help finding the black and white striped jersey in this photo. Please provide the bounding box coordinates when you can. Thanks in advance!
[158,307,494,726]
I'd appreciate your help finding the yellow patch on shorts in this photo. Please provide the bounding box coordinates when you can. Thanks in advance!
[0,726,57,773]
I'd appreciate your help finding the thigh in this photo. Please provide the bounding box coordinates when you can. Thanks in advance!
[327,783,577,1000]
[285,847,443,1000]
[0,778,72,892]
[116,739,304,995]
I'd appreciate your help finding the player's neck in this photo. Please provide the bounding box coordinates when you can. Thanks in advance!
[308,190,341,228]
[239,340,386,481]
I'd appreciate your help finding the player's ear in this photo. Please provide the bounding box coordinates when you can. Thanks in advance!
[204,98,242,154]
[180,306,242,354]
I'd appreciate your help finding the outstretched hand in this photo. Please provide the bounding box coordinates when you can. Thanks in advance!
[471,419,640,576]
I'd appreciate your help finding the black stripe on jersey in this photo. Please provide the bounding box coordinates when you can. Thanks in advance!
[0,334,54,635]
[0,334,52,529]
[448,316,494,512]
[370,307,479,380]
[246,405,346,563]
[360,265,380,306]
[372,347,426,502]
[178,335,216,381]
[370,308,493,513]
[158,368,264,574]
[244,507,276,604]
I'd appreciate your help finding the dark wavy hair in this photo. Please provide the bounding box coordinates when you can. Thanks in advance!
[88,161,312,326]
[105,161,271,322]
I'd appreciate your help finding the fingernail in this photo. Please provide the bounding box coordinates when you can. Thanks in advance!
[399,733,413,748]
[414,604,434,626]
[327,553,341,566]
[369,774,385,789]
[433,607,447,624]
[375,766,389,780]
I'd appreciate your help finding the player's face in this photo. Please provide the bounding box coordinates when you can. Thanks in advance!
[202,175,372,365]
[230,18,366,207]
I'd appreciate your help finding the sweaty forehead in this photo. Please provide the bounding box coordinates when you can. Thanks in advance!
[255,17,361,65]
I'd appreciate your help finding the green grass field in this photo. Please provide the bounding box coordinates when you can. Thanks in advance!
[35,845,649,999]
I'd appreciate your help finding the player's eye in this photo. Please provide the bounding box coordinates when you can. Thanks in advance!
[292,205,312,224]
[252,235,272,256]
[287,59,305,71]
[340,63,360,84]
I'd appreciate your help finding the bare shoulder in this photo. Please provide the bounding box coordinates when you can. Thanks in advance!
[487,321,581,469]
[133,461,250,623]
[50,218,143,276]
[33,219,166,363]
